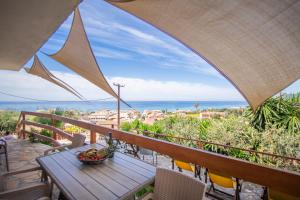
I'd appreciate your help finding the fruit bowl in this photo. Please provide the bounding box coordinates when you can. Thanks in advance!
[77,148,109,165]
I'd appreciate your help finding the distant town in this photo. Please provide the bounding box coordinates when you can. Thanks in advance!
[80,109,228,127]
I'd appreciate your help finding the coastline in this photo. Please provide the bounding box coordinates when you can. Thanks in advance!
[0,100,248,112]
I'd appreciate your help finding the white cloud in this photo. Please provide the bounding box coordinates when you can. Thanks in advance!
[93,47,132,60]
[109,77,243,101]
[0,70,243,101]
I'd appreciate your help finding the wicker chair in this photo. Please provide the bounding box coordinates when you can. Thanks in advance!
[0,139,9,171]
[0,167,50,200]
[44,133,86,155]
[141,167,206,200]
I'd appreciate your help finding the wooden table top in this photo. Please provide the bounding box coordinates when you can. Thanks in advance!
[37,144,156,200]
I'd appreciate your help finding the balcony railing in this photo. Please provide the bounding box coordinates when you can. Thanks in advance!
[16,111,300,198]
[143,131,300,171]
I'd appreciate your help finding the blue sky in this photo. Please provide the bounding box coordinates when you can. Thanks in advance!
[0,0,299,102]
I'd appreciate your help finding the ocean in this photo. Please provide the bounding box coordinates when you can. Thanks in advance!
[0,101,248,112]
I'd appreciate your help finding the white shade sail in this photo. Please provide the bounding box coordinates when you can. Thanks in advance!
[0,0,81,71]
[50,8,119,99]
[108,0,300,110]
[26,55,84,100]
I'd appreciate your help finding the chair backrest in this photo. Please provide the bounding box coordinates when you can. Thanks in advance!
[70,134,86,148]
[154,168,206,200]
[208,171,235,188]
[175,160,195,172]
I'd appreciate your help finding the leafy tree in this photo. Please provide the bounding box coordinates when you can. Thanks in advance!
[280,93,300,133]
[245,93,300,133]
[121,122,131,132]
[194,103,200,112]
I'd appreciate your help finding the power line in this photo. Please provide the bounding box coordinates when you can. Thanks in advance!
[0,90,52,102]
[91,97,114,101]
[0,89,138,111]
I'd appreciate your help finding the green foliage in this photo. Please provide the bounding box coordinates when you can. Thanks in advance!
[28,128,53,146]
[206,115,261,150]
[120,122,131,132]
[131,119,141,130]
[63,110,80,119]
[39,129,52,146]
[120,116,210,145]
[33,108,66,129]
[156,115,210,141]
[245,93,300,133]
[135,186,154,198]
[0,111,19,133]
[205,115,300,170]
[148,123,163,134]
[121,110,300,171]
[52,108,64,116]
[33,116,52,125]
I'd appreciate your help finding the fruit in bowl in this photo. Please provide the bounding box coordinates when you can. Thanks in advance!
[77,148,108,164]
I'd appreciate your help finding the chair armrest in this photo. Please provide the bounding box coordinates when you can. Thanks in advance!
[0,182,50,200]
[44,144,71,155]
[1,166,42,177]
[0,139,7,146]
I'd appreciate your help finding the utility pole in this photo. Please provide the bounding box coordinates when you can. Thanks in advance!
[113,83,124,130]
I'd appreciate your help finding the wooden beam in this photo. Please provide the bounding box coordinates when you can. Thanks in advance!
[21,120,73,141]
[25,130,60,147]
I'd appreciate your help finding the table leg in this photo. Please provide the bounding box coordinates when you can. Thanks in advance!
[58,191,68,200]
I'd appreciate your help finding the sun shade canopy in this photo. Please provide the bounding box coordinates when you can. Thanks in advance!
[26,55,84,100]
[0,0,81,71]
[50,8,119,99]
[108,0,300,110]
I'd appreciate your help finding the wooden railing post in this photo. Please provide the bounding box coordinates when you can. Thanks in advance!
[52,118,57,140]
[22,113,25,139]
[90,130,96,144]
[197,141,204,149]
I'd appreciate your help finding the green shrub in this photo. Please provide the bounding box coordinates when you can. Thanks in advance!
[0,111,19,133]
[245,93,300,133]
[121,122,132,132]
[39,129,53,146]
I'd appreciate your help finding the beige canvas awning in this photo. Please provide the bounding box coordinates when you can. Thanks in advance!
[49,8,119,99]
[26,55,84,100]
[0,0,81,71]
[107,0,300,110]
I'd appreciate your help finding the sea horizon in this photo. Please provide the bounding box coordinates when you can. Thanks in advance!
[0,100,248,112]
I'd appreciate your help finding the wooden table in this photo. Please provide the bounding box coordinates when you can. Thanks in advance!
[36,144,156,200]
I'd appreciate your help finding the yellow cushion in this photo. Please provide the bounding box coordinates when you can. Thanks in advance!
[175,160,195,172]
[208,172,235,188]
